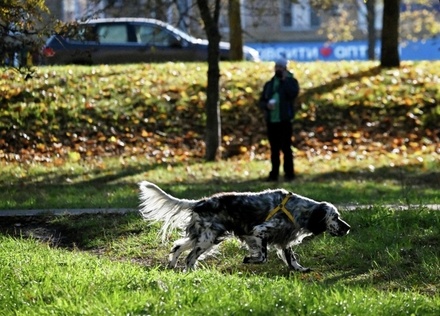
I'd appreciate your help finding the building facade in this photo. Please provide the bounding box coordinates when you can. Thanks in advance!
[44,0,439,61]
[44,0,378,42]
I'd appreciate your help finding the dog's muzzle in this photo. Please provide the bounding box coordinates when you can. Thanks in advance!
[331,219,351,237]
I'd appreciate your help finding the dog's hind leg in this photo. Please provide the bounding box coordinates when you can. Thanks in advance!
[184,230,218,271]
[168,237,193,269]
[241,235,268,264]
[276,247,311,272]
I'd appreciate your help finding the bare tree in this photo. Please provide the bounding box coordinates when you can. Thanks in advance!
[196,0,222,161]
[380,0,400,67]
[366,0,377,60]
[228,0,243,60]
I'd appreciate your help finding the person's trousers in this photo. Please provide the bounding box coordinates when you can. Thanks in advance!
[267,121,294,178]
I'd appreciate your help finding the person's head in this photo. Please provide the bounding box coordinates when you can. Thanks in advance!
[274,58,288,78]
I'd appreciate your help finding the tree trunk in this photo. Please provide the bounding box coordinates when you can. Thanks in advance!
[176,0,190,32]
[380,0,400,67]
[197,0,222,161]
[366,0,376,60]
[228,0,243,60]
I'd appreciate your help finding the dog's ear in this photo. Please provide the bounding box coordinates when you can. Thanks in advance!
[307,203,327,235]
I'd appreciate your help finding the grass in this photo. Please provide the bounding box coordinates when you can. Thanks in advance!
[1,206,439,315]
[0,150,438,210]
[0,61,439,314]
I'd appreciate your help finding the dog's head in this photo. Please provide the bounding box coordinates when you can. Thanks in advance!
[307,202,350,237]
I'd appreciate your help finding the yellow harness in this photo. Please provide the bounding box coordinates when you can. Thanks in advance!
[265,194,295,224]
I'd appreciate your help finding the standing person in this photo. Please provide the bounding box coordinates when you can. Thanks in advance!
[259,58,300,181]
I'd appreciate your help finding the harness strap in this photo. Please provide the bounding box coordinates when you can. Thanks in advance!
[265,194,295,224]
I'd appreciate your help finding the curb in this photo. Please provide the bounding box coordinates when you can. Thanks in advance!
[0,208,137,217]
[0,205,439,217]
[340,204,440,211]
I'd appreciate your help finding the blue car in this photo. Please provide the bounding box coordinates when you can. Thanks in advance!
[43,17,260,65]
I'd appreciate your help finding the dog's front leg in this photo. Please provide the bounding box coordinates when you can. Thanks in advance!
[242,236,268,264]
[277,247,311,272]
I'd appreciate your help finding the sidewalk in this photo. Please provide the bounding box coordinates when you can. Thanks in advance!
[0,205,439,217]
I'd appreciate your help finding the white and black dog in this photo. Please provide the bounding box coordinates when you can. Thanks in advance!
[139,181,350,272]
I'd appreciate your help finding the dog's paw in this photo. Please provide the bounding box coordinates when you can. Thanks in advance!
[243,256,266,264]
[291,266,311,273]
[167,262,177,269]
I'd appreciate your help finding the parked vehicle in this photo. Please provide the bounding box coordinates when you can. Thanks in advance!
[43,17,260,65]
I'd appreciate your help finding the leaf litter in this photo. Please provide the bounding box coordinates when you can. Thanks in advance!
[0,61,439,165]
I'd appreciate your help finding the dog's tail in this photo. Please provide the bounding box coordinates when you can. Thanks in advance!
[139,181,197,241]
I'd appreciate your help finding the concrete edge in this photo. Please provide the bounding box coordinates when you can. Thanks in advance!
[0,208,137,217]
[339,204,440,211]
[0,205,438,217]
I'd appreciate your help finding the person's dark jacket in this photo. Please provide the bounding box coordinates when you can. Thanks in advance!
[259,73,300,122]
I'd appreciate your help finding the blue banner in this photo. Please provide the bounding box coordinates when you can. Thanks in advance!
[247,38,439,62]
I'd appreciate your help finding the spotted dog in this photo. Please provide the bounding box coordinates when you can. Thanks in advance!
[139,181,350,272]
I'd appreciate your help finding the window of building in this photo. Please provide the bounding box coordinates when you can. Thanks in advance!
[282,0,320,30]
[63,0,87,21]
[218,0,246,33]
[357,0,383,31]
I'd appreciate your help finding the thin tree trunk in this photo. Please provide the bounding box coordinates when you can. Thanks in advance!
[366,0,376,60]
[228,0,243,60]
[380,0,400,67]
[197,0,222,161]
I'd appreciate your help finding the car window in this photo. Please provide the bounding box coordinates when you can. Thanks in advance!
[97,24,128,43]
[135,25,176,46]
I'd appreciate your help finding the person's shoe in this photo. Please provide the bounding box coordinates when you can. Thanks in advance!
[265,173,278,182]
[284,174,296,181]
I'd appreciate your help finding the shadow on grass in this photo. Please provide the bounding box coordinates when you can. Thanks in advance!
[0,213,144,249]
[300,65,382,100]
[0,160,438,210]
[156,163,439,205]
[0,160,160,187]
[0,205,438,293]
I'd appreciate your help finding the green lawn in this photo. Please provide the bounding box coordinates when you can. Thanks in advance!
[1,206,439,315]
[0,61,439,315]
[0,156,439,315]
[0,153,438,210]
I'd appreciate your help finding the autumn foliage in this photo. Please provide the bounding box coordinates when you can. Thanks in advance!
[1,61,439,164]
